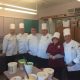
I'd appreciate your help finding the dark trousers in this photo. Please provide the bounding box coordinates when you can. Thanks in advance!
[0,56,6,73]
[5,55,18,70]
[0,55,18,73]
[36,57,48,69]
[48,64,67,80]
[17,53,28,60]
[67,70,80,80]
[54,67,67,80]
[26,53,37,67]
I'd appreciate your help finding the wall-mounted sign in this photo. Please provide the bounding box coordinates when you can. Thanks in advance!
[62,20,70,27]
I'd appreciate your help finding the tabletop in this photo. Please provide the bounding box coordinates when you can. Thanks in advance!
[4,67,58,80]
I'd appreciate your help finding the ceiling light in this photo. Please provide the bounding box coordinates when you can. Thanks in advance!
[77,0,80,2]
[4,8,37,15]
[0,7,3,9]
[0,3,37,12]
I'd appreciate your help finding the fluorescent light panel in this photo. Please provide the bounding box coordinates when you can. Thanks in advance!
[4,8,37,15]
[0,7,3,9]
[0,3,37,12]
[77,0,80,2]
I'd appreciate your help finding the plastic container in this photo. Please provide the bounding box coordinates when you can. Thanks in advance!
[18,59,26,70]
[8,62,17,74]
[37,71,48,80]
[43,68,54,79]
[24,62,33,74]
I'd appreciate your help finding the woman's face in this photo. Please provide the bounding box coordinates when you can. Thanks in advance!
[52,38,59,44]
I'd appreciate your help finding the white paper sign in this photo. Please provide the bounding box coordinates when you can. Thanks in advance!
[63,20,70,27]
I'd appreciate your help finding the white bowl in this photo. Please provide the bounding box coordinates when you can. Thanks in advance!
[37,71,48,80]
[43,68,54,75]
[10,76,22,80]
[24,74,37,80]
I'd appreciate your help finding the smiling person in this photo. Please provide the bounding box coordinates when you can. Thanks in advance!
[17,23,28,59]
[47,32,64,80]
[3,24,17,70]
[27,27,41,67]
[3,24,17,57]
[63,28,80,80]
[37,23,52,68]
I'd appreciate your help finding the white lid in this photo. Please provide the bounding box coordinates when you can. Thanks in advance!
[37,71,48,78]
[52,32,60,39]
[10,24,15,29]
[8,62,17,67]
[19,23,24,28]
[28,74,37,80]
[43,68,54,75]
[63,28,71,36]
[10,76,22,80]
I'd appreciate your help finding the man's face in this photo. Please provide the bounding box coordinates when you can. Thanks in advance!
[64,35,71,43]
[31,28,37,35]
[42,29,48,35]
[19,28,24,34]
[10,29,15,34]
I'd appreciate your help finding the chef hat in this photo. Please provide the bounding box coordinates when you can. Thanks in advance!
[52,32,60,39]
[41,23,47,30]
[63,28,71,36]
[10,24,15,29]
[19,23,24,28]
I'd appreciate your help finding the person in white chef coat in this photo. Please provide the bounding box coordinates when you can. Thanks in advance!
[37,23,52,68]
[63,28,80,80]
[28,27,41,66]
[3,24,17,70]
[17,23,28,59]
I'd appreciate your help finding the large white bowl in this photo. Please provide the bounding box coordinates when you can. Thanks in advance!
[24,74,37,80]
[37,71,48,80]
[10,76,22,80]
[43,68,54,75]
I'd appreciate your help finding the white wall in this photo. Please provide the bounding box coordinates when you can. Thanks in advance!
[38,0,80,18]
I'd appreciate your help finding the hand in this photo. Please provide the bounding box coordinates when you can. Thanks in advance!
[2,53,6,56]
[49,54,56,59]
[67,62,75,67]
[55,54,64,59]
[0,53,6,56]
[49,54,53,59]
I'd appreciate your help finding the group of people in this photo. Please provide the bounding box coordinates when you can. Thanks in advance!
[2,23,80,80]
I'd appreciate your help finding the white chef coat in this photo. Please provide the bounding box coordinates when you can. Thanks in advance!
[3,33,17,56]
[64,40,80,71]
[17,33,28,54]
[38,33,52,59]
[28,34,41,56]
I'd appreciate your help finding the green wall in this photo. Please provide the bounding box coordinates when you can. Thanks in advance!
[24,19,39,33]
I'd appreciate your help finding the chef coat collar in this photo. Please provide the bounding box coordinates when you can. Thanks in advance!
[65,39,72,44]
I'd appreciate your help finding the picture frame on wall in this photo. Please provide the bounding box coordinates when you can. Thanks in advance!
[70,17,78,27]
